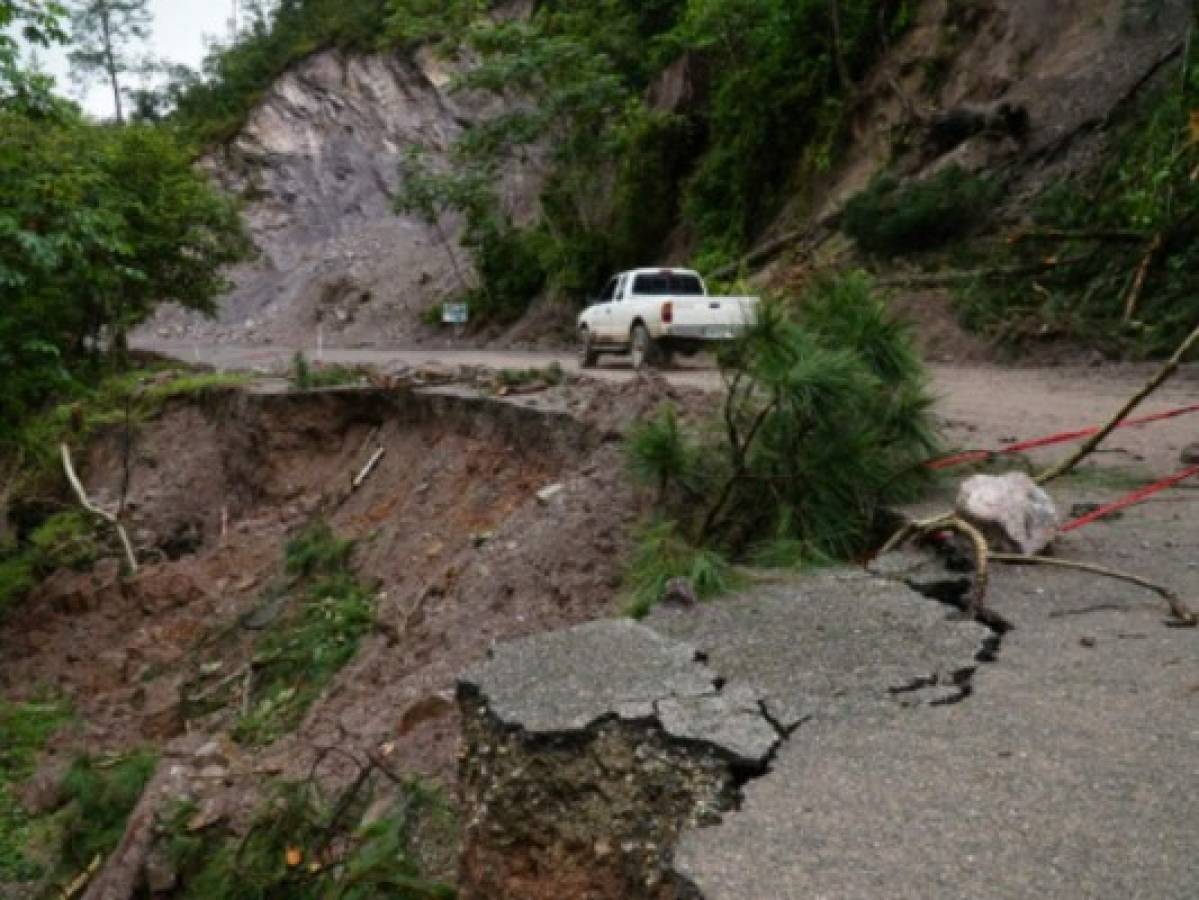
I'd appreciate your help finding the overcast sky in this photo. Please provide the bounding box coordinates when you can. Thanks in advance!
[29,2,236,118]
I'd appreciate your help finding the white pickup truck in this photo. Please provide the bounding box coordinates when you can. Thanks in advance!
[577,268,759,369]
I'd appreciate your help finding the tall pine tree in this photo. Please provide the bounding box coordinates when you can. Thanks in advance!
[67,0,149,122]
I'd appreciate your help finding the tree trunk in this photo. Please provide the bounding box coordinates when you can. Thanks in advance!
[100,7,123,124]
[829,0,851,90]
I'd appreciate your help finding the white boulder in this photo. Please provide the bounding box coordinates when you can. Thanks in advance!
[956,472,1059,555]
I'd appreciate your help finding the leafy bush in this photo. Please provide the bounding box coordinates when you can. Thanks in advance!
[29,511,100,575]
[843,166,1001,257]
[625,272,937,612]
[284,520,355,578]
[0,108,251,437]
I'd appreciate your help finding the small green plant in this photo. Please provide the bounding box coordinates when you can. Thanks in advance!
[0,549,35,619]
[166,776,456,899]
[625,521,734,619]
[496,362,565,390]
[284,520,355,578]
[0,697,72,881]
[28,511,100,576]
[291,352,369,390]
[843,166,1001,257]
[56,752,157,874]
[233,522,372,746]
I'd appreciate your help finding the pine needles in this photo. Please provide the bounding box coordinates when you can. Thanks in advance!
[625,272,939,614]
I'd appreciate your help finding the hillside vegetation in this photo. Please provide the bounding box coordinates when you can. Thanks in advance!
[164,0,914,321]
[156,0,1199,356]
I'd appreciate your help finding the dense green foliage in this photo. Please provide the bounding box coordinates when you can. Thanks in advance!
[955,33,1199,356]
[624,520,733,619]
[0,107,251,436]
[233,521,375,746]
[0,696,72,881]
[165,777,456,899]
[843,166,1001,258]
[0,1,65,112]
[625,273,937,613]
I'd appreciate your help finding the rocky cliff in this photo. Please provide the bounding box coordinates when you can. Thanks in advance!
[145,48,537,350]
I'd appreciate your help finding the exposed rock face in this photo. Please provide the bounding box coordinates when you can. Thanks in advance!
[144,49,539,349]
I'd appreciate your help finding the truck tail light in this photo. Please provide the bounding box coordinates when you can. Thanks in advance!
[662,301,674,324]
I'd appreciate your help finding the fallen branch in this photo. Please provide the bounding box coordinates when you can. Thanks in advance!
[352,447,386,491]
[991,553,1197,627]
[61,443,138,575]
[874,255,1091,289]
[1121,232,1163,324]
[1011,228,1147,244]
[878,514,991,618]
[62,854,103,899]
[1036,321,1199,485]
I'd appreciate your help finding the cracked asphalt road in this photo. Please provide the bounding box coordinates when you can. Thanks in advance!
[669,495,1199,899]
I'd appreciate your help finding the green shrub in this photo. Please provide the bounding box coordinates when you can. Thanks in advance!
[166,777,455,899]
[235,522,372,746]
[843,166,1001,257]
[0,698,72,882]
[57,752,157,873]
[29,511,100,576]
[284,521,355,578]
[625,272,938,604]
[625,521,734,618]
[290,352,369,390]
[0,552,35,619]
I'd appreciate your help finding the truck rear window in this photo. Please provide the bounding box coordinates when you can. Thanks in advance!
[632,273,704,296]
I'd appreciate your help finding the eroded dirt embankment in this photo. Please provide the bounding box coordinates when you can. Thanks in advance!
[1,377,680,893]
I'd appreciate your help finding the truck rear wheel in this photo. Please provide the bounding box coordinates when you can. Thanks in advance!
[579,327,599,369]
[630,324,655,371]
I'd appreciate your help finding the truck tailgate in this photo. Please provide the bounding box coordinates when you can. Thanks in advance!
[668,296,758,338]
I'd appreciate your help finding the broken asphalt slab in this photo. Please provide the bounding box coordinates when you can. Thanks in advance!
[459,618,780,769]
[459,498,1198,899]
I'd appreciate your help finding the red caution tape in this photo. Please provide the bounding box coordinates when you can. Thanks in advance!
[927,403,1199,471]
[1061,464,1199,532]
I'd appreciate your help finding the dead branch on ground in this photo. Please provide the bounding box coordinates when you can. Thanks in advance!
[352,447,386,491]
[991,553,1197,627]
[1121,232,1164,324]
[874,255,1091,289]
[1036,321,1199,485]
[61,443,138,575]
[1010,228,1147,244]
[878,513,991,618]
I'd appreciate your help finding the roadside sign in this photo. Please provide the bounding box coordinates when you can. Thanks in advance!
[442,303,470,325]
